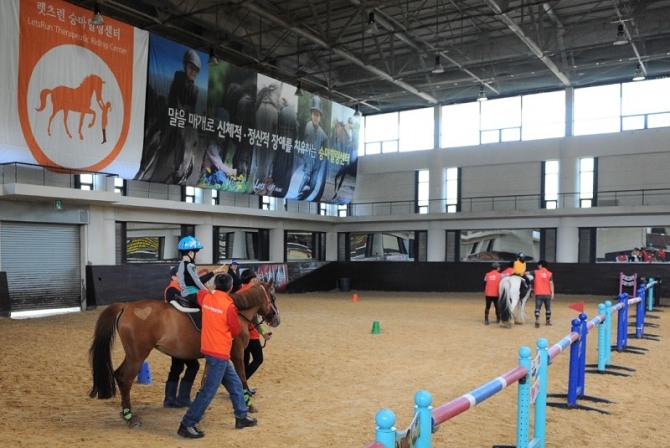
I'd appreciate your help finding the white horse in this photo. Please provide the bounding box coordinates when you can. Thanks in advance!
[498,275,533,328]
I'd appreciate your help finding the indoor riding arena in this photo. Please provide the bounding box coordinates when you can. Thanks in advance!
[1,290,668,447]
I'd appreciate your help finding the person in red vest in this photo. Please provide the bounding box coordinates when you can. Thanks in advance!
[483,262,502,325]
[532,260,554,328]
[500,260,514,277]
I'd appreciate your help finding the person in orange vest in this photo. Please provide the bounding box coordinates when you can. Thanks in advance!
[532,260,555,328]
[178,273,257,439]
[163,265,218,408]
[483,262,502,325]
[237,269,272,407]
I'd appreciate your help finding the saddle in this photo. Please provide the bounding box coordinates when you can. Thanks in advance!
[169,299,202,331]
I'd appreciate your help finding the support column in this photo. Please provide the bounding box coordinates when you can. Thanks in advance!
[556,224,579,262]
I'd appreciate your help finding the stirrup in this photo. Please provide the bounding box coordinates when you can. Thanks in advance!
[170,300,200,313]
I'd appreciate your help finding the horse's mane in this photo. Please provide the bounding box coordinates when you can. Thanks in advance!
[231,283,266,311]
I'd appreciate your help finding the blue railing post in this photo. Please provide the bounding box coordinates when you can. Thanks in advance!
[576,313,588,399]
[516,346,532,448]
[636,285,646,338]
[617,293,628,351]
[604,300,613,365]
[533,338,549,448]
[567,318,581,406]
[414,390,433,448]
[597,303,607,372]
[374,409,397,448]
[647,278,656,311]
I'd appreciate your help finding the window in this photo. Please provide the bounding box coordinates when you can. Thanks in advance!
[113,177,126,195]
[349,231,414,261]
[579,157,595,208]
[337,204,350,217]
[522,91,565,140]
[480,96,521,144]
[399,108,434,152]
[363,112,398,156]
[260,195,271,210]
[574,84,621,136]
[76,173,94,190]
[622,78,670,131]
[318,203,327,216]
[445,167,460,213]
[416,169,429,214]
[542,160,559,209]
[182,186,196,203]
[441,102,479,148]
[211,189,219,205]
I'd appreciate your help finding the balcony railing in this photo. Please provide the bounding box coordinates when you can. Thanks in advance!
[3,162,670,218]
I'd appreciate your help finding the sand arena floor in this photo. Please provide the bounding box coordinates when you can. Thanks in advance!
[1,291,668,447]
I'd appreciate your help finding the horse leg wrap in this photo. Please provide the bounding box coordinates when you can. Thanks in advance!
[244,390,253,407]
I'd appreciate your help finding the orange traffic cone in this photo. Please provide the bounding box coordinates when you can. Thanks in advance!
[352,293,359,303]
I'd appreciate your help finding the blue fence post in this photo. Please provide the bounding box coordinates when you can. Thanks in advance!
[374,409,397,448]
[604,300,613,365]
[414,390,433,448]
[534,338,549,448]
[597,303,607,372]
[636,286,646,339]
[516,346,532,448]
[567,317,581,407]
[647,278,655,311]
[576,313,588,400]
[617,293,628,351]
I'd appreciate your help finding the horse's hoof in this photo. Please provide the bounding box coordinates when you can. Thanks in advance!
[248,404,259,414]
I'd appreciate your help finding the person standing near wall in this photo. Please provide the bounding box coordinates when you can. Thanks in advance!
[533,260,554,328]
[483,262,502,325]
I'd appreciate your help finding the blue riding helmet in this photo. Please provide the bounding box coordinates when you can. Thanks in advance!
[178,236,203,251]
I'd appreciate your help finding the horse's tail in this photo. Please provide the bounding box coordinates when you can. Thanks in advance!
[88,304,123,399]
[35,88,52,112]
[498,281,512,322]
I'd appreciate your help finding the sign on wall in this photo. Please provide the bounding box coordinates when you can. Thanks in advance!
[0,0,148,179]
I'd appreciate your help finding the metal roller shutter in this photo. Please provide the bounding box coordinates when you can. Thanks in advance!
[1,222,81,311]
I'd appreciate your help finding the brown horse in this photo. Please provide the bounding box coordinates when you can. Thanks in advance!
[35,74,105,140]
[88,280,279,427]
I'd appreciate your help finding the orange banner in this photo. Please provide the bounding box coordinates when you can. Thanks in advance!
[17,0,136,172]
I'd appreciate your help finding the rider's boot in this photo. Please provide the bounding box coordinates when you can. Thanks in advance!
[175,380,194,407]
[546,318,553,326]
[163,381,179,408]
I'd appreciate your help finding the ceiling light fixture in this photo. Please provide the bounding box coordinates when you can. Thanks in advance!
[89,2,104,26]
[354,104,362,116]
[432,54,445,74]
[208,48,218,66]
[295,81,304,97]
[632,64,645,81]
[366,12,378,34]
[477,84,488,102]
[613,24,628,46]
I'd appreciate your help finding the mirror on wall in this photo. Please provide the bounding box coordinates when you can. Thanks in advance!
[597,227,668,262]
[459,229,540,262]
[349,231,414,261]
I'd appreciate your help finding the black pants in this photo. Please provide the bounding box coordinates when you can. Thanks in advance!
[244,339,264,380]
[485,295,500,320]
[167,357,200,383]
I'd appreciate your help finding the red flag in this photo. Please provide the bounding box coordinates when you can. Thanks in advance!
[568,301,585,313]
